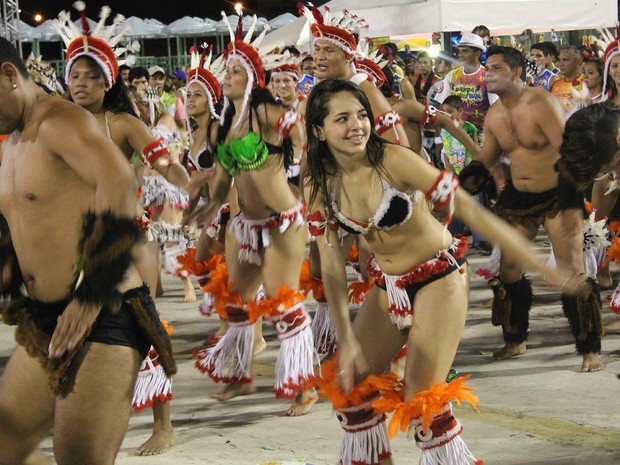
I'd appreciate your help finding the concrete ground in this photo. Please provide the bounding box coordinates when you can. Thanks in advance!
[1,235,619,465]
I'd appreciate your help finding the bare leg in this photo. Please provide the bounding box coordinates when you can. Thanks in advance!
[404,265,470,396]
[134,240,161,299]
[262,223,314,414]
[494,224,537,359]
[24,450,51,465]
[181,275,197,303]
[0,346,55,465]
[605,319,620,333]
[350,287,408,465]
[209,239,263,401]
[53,343,140,465]
[135,400,176,456]
[547,211,604,372]
[253,319,266,356]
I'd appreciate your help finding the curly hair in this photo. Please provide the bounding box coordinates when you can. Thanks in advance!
[304,79,386,207]
[557,101,620,192]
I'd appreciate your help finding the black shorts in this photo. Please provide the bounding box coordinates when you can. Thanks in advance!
[30,285,152,359]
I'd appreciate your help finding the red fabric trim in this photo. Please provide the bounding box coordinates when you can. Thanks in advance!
[142,137,170,167]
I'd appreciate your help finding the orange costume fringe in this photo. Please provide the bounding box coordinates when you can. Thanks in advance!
[193,265,315,397]
[309,358,397,465]
[176,249,223,316]
[372,375,483,465]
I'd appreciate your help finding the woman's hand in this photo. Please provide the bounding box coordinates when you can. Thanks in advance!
[337,335,371,395]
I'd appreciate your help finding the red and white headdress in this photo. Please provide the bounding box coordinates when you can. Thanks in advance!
[299,3,367,59]
[355,40,388,87]
[53,2,138,90]
[600,27,620,96]
[270,63,300,81]
[221,11,288,128]
[188,44,226,120]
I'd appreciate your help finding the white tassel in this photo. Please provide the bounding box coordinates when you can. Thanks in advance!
[383,274,412,330]
[337,404,391,465]
[411,404,482,465]
[271,302,315,398]
[311,300,337,355]
[195,307,254,383]
[132,348,173,412]
[199,291,215,317]
[92,6,111,37]
[164,243,188,276]
[230,213,270,265]
[73,1,86,12]
[610,282,620,314]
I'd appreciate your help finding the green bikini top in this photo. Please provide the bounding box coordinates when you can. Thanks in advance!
[216,131,270,176]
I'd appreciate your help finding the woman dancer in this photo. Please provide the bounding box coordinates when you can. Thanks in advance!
[186,12,315,414]
[304,79,576,465]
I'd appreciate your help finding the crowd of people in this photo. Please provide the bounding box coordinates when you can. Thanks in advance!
[0,2,619,465]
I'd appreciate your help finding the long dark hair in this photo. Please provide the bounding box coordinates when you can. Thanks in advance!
[217,86,293,169]
[557,100,620,192]
[304,79,386,207]
[69,55,137,117]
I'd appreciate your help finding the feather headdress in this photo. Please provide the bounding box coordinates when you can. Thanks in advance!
[220,11,289,128]
[188,43,226,120]
[298,2,367,58]
[53,2,139,89]
[355,39,388,87]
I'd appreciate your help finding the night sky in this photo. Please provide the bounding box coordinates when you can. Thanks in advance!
[18,0,328,25]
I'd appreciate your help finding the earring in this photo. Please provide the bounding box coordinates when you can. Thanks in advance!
[12,84,17,89]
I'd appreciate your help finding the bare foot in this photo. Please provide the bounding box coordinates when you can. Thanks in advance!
[605,319,620,333]
[253,337,267,356]
[285,389,319,416]
[210,382,257,401]
[135,429,176,456]
[581,353,604,372]
[493,342,526,360]
[182,277,197,303]
[25,450,51,465]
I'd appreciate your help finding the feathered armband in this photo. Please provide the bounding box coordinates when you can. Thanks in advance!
[72,211,142,308]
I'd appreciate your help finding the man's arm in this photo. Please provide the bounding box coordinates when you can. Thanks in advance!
[360,80,409,146]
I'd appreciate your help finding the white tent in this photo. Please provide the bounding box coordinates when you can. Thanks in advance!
[260,0,618,51]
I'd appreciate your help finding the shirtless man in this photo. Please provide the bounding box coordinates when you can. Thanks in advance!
[0,38,175,464]
[467,45,603,372]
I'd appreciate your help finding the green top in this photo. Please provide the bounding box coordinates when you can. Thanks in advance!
[216,131,269,176]
[440,121,477,175]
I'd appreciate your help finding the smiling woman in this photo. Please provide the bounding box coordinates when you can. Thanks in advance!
[303,78,576,465]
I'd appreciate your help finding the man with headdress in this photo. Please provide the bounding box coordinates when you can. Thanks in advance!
[299,4,408,146]
[0,34,175,463]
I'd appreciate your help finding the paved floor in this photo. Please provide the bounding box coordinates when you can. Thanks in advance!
[1,236,619,465]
